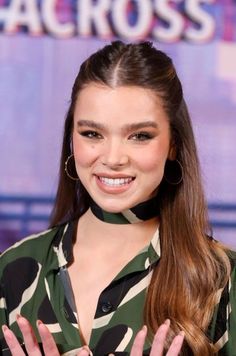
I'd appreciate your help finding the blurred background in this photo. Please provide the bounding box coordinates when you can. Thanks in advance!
[0,0,236,251]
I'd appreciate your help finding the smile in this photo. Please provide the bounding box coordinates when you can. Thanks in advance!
[98,177,133,187]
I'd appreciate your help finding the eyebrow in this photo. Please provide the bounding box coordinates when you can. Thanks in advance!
[76,120,105,130]
[76,119,159,131]
[124,121,158,131]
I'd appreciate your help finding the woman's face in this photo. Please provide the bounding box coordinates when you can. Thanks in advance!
[72,84,173,212]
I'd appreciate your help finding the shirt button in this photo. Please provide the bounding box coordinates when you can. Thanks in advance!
[101,301,112,313]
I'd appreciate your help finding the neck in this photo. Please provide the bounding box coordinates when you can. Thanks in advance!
[77,208,159,247]
[75,196,160,247]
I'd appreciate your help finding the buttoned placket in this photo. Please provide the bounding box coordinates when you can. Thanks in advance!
[49,222,161,354]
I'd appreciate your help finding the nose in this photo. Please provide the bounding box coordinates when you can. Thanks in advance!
[101,139,129,168]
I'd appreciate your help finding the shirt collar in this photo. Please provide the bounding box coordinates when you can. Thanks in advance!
[52,221,76,269]
[52,221,161,276]
[114,227,161,280]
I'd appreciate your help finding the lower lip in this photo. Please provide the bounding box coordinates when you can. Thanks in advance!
[95,176,134,194]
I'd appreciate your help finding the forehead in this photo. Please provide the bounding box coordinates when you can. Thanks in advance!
[74,84,169,126]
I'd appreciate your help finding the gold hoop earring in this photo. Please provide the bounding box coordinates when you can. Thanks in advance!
[65,154,79,181]
[164,159,183,185]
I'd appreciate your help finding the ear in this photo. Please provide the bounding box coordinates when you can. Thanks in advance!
[168,142,177,161]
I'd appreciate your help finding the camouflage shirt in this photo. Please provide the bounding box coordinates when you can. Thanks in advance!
[0,221,235,355]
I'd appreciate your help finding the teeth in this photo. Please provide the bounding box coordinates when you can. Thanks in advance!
[99,177,132,186]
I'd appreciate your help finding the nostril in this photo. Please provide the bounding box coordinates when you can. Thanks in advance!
[101,155,129,167]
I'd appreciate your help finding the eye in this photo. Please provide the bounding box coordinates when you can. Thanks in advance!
[129,132,154,141]
[79,130,103,139]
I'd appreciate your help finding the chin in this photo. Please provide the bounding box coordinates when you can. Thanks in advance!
[95,197,140,213]
[91,197,122,212]
[100,204,127,213]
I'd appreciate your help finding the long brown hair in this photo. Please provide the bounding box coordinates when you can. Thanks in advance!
[50,41,230,354]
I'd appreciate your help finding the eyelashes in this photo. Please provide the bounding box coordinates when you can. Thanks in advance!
[129,132,154,141]
[78,130,155,142]
[79,130,102,139]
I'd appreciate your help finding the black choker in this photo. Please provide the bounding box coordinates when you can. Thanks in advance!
[90,197,159,224]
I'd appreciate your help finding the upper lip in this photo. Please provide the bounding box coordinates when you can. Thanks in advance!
[95,173,135,179]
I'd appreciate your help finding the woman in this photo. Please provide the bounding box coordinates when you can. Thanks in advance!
[0,41,235,355]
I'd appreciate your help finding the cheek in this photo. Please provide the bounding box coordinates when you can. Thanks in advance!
[136,144,169,173]
[73,140,98,168]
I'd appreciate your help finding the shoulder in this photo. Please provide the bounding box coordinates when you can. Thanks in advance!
[0,223,68,273]
[227,249,236,268]
[227,250,236,296]
[208,249,236,351]
[225,249,236,286]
